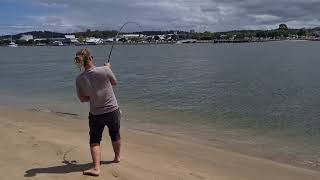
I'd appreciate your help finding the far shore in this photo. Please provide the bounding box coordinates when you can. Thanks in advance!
[1,38,320,48]
[0,106,319,180]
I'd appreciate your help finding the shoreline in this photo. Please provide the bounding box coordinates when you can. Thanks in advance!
[1,38,319,48]
[1,106,320,179]
[2,104,320,172]
[28,105,320,172]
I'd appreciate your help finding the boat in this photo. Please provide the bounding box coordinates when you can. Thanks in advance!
[8,42,18,47]
[36,43,46,46]
[85,37,103,45]
[176,39,197,44]
[52,41,64,46]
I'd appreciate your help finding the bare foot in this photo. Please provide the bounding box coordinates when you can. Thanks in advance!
[83,168,100,176]
[113,157,121,163]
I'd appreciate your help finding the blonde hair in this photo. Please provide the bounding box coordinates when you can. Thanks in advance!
[74,48,91,68]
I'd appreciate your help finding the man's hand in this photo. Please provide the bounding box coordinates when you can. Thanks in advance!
[104,63,112,69]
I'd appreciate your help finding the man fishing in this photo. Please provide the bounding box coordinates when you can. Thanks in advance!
[74,48,121,176]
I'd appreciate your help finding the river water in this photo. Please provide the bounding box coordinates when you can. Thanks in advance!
[1,41,320,169]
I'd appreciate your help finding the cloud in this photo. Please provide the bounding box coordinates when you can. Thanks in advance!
[1,0,320,34]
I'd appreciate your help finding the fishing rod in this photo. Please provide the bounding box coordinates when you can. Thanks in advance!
[106,21,143,64]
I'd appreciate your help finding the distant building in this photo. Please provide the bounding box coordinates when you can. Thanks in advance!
[64,35,79,44]
[190,29,195,33]
[33,38,47,43]
[20,35,33,41]
[121,34,145,39]
[118,34,146,43]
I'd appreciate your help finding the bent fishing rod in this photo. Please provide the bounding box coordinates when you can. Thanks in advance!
[106,21,143,64]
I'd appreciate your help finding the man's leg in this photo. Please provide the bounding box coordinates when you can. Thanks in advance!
[107,109,121,163]
[112,140,121,162]
[84,114,104,176]
[90,143,101,170]
[83,144,101,176]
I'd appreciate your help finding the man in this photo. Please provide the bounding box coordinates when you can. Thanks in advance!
[75,48,121,176]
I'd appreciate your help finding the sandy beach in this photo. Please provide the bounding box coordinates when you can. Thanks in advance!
[0,107,319,180]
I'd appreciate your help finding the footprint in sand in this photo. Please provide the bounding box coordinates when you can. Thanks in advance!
[56,150,63,156]
[32,143,39,148]
[190,172,206,180]
[62,146,80,165]
[110,170,120,178]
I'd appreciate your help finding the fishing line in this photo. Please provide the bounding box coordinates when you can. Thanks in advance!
[106,21,143,64]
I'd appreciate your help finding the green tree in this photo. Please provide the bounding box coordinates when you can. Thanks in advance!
[26,39,34,45]
[78,36,85,43]
[279,24,288,30]
[15,39,27,45]
[297,28,307,37]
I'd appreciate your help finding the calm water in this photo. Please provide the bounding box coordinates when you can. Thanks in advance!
[1,42,320,167]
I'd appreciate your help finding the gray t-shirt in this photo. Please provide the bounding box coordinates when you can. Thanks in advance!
[76,66,118,115]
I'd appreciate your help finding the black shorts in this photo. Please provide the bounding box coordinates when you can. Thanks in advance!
[88,109,121,144]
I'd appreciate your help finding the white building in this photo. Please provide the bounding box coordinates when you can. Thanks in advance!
[64,35,79,43]
[121,34,142,38]
[20,35,33,41]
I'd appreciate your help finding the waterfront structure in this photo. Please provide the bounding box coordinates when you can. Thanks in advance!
[176,39,197,44]
[121,34,142,38]
[64,35,79,44]
[120,34,146,41]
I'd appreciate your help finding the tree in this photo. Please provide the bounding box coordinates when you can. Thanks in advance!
[236,34,244,39]
[15,39,27,45]
[256,31,267,38]
[2,39,11,45]
[279,24,288,30]
[297,28,307,37]
[78,36,85,43]
[26,39,34,45]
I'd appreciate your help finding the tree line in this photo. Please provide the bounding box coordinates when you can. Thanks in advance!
[1,24,320,44]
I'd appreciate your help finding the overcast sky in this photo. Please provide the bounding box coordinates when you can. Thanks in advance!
[0,0,320,34]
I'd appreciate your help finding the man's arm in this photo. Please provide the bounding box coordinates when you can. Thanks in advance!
[76,78,90,102]
[104,63,117,86]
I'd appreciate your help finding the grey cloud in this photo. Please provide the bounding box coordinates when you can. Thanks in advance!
[3,0,320,34]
